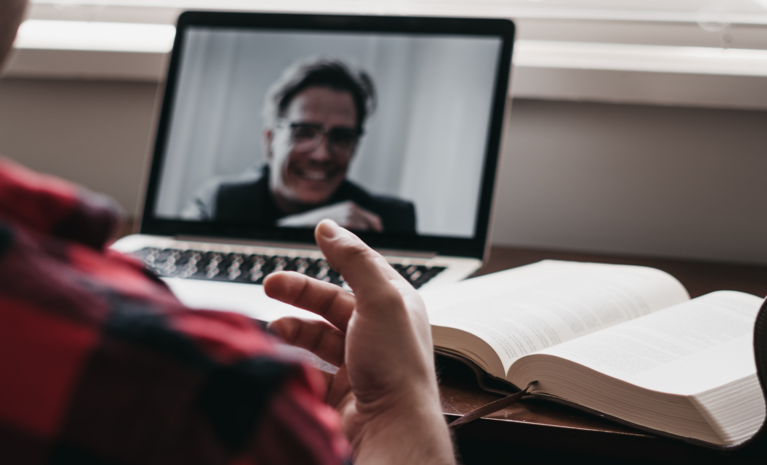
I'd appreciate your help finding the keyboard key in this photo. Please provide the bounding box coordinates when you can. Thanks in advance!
[130,247,444,289]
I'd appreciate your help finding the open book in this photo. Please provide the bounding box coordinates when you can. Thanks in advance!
[421,260,766,449]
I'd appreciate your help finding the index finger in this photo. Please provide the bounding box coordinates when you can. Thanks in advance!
[263,271,356,332]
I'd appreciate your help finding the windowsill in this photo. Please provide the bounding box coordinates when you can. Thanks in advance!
[511,41,767,111]
[4,18,767,111]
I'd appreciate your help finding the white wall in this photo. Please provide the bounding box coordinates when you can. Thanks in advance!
[492,99,767,264]
[0,79,157,216]
[1,78,767,264]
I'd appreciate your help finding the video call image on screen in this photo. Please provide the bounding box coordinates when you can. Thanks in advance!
[154,27,501,238]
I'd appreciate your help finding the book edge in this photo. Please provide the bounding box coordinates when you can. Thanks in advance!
[436,348,757,451]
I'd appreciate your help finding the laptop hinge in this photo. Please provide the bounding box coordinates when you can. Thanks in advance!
[174,236,438,259]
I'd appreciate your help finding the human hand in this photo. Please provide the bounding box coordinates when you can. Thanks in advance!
[276,201,383,232]
[263,220,455,465]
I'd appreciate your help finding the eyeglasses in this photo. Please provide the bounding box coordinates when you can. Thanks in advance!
[279,121,363,157]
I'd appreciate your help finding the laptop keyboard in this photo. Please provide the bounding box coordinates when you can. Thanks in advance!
[130,247,445,290]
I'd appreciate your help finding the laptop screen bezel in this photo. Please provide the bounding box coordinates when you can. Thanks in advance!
[140,11,515,259]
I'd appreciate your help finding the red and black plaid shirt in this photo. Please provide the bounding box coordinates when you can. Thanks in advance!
[0,158,350,464]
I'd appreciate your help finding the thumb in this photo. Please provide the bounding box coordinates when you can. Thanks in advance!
[314,220,407,304]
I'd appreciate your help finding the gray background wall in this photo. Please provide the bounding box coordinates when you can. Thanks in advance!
[1,77,766,264]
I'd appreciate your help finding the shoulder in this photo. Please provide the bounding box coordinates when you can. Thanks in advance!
[184,171,267,221]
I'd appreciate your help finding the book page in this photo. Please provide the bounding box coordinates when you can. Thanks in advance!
[423,260,689,374]
[534,291,762,394]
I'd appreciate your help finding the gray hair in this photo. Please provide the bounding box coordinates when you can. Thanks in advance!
[262,57,376,129]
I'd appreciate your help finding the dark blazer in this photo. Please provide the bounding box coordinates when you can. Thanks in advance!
[184,168,417,234]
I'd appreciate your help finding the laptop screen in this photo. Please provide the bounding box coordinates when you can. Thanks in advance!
[141,13,514,259]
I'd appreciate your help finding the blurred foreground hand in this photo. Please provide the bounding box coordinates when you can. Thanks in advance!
[264,220,455,465]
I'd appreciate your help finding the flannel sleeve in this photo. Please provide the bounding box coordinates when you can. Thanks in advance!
[42,306,350,465]
[0,156,351,464]
[0,236,351,465]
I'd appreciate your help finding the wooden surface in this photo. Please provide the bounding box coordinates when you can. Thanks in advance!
[444,246,767,464]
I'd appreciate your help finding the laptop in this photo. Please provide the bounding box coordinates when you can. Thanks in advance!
[112,11,515,322]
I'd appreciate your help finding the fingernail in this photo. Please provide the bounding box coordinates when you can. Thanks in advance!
[317,220,341,239]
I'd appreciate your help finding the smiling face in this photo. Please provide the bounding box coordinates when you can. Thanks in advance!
[265,86,359,214]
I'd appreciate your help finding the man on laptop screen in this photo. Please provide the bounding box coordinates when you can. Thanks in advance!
[182,58,416,233]
[116,13,514,318]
